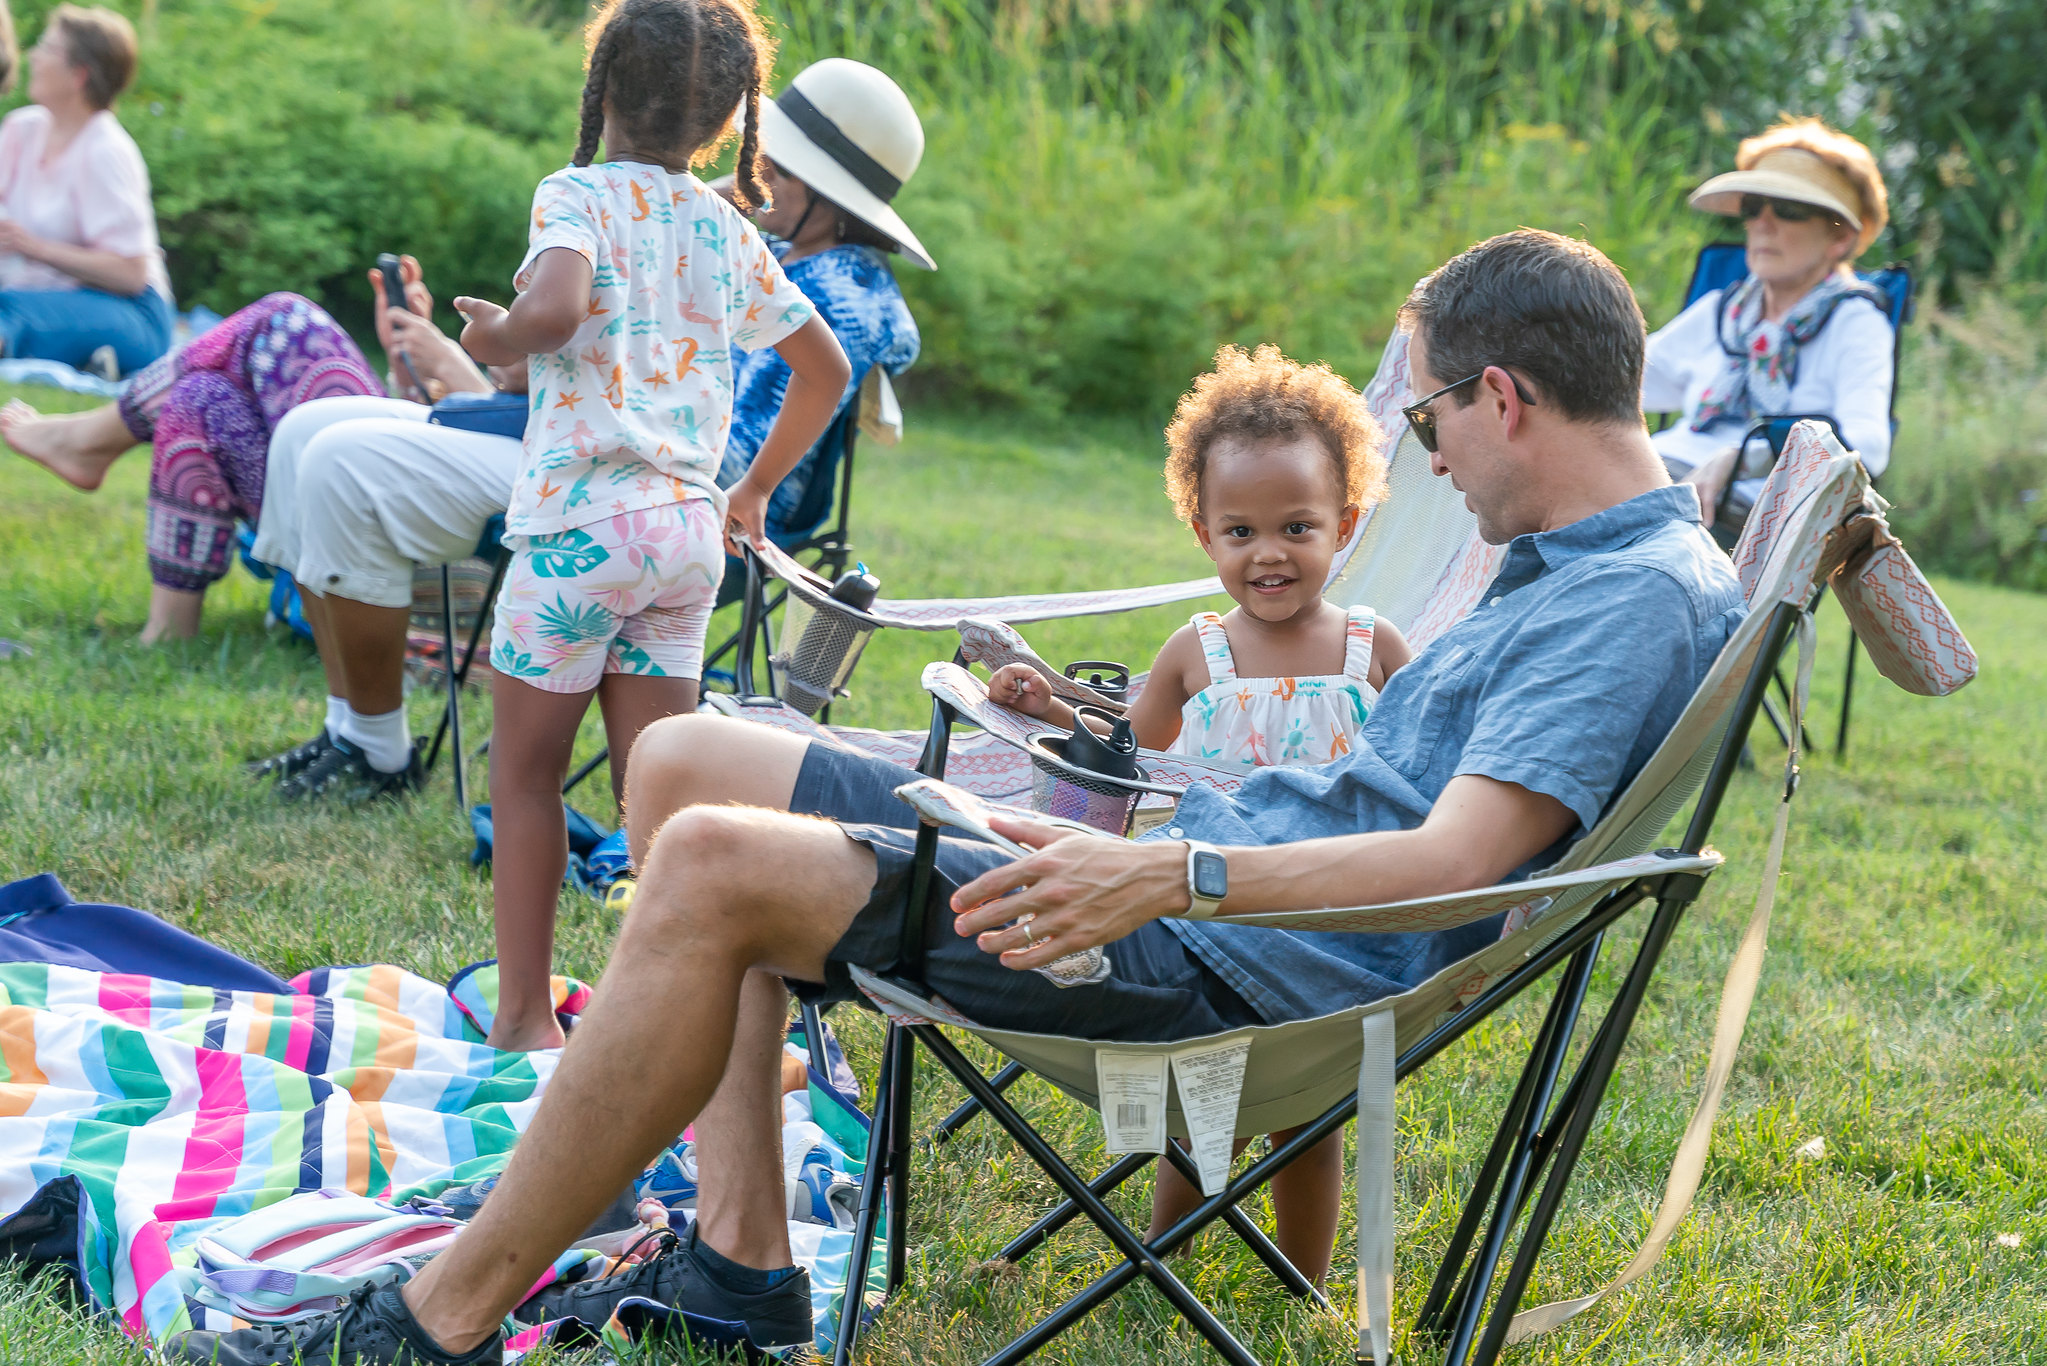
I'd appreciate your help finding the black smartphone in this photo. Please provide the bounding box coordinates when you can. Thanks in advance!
[376,252,427,401]
[376,253,408,319]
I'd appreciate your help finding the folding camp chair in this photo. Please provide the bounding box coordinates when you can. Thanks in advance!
[1653,242,1917,756]
[419,514,509,816]
[824,425,1975,1366]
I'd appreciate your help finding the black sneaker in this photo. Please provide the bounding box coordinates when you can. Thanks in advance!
[278,736,425,804]
[245,730,336,781]
[166,1281,503,1364]
[514,1220,813,1351]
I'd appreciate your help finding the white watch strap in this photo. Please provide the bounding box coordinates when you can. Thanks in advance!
[1183,839,1224,920]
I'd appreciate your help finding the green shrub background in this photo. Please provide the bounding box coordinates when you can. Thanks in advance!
[4,0,2043,585]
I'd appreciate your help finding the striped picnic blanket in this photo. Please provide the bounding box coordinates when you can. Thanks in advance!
[0,959,586,1344]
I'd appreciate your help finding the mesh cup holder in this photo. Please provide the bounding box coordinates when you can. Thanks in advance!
[1023,734,1180,837]
[772,593,875,717]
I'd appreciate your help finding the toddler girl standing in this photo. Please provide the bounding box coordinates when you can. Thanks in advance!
[990,343,1409,1284]
[455,0,850,1052]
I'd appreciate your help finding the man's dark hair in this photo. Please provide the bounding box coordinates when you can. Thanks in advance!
[1398,228,1646,425]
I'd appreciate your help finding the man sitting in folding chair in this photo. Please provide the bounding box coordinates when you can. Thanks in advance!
[170,228,1747,1366]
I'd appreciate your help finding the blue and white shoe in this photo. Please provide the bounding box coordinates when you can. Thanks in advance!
[787,1146,858,1231]
[638,1143,700,1216]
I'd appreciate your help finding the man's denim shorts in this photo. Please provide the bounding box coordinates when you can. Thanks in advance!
[789,742,1260,1044]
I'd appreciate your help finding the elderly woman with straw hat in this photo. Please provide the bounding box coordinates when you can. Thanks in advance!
[1643,117,1894,524]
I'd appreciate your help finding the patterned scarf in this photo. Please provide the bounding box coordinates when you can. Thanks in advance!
[1689,271,1881,432]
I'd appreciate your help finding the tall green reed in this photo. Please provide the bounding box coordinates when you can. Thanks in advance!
[764,0,1740,416]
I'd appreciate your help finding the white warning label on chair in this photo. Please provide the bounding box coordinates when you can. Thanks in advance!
[1170,1036,1253,1196]
[1095,1051,1169,1155]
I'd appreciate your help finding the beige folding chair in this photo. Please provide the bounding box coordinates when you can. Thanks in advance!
[824,425,1976,1366]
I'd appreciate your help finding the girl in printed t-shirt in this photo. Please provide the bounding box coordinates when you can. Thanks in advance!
[988,344,1410,1284]
[454,0,851,1053]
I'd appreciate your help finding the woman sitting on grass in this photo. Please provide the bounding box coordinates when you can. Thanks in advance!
[0,5,173,376]
[989,343,1410,1284]
[1,293,381,643]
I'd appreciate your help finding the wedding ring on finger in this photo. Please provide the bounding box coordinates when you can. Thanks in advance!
[1018,914,1039,947]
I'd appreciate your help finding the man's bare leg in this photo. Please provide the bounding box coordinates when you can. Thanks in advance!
[623,714,813,860]
[299,591,350,701]
[400,805,875,1352]
[692,970,800,1271]
[323,595,413,716]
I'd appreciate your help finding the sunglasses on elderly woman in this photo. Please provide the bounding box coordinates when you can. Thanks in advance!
[1402,368,1539,454]
[1739,194,1841,225]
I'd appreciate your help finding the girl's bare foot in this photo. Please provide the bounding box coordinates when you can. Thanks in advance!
[139,585,205,645]
[0,399,136,491]
[485,1013,568,1053]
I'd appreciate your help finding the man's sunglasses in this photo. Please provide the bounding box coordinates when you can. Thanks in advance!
[1739,193,1842,226]
[1402,369,1538,454]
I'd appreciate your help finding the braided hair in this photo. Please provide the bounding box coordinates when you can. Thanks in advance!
[572,0,775,213]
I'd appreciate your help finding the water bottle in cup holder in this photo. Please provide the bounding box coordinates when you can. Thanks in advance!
[774,562,881,716]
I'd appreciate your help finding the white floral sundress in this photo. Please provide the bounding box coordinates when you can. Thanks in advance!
[1170,608,1378,770]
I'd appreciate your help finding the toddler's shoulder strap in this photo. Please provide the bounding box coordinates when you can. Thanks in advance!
[1189,612,1237,684]
[1342,605,1377,683]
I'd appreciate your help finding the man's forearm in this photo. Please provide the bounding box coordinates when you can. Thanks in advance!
[1214,826,1497,917]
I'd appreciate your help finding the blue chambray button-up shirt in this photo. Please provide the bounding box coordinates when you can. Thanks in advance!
[1153,484,1746,1024]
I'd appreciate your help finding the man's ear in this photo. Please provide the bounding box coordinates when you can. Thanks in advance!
[1487,366,1533,440]
[1336,503,1362,549]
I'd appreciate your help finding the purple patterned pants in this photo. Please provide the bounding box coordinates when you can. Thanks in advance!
[117,293,383,592]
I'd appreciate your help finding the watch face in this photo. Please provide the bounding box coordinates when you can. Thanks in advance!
[1191,850,1228,900]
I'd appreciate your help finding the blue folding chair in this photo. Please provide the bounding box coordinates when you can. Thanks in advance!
[1663,242,1915,755]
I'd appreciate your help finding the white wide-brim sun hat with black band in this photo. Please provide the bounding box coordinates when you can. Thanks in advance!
[759,58,934,271]
[1688,147,1866,230]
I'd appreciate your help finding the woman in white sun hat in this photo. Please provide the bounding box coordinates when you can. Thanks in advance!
[713,57,928,587]
[1642,116,1894,525]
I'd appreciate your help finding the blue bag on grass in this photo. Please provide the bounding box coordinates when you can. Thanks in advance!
[469,803,621,895]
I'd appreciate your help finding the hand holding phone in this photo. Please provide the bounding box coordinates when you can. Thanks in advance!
[377,252,429,401]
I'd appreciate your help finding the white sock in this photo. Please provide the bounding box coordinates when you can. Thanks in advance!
[324,696,350,740]
[340,707,412,774]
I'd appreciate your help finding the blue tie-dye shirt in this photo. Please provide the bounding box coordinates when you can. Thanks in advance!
[717,243,920,539]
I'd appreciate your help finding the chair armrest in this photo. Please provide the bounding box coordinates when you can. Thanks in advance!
[753,539,1221,632]
[894,773,1723,937]
[893,776,1120,853]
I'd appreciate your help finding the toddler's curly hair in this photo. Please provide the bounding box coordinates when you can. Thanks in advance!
[1163,344,1388,525]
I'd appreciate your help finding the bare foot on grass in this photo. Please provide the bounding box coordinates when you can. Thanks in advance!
[139,585,205,646]
[0,399,135,492]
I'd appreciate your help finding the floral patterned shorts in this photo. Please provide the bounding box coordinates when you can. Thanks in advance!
[490,501,724,693]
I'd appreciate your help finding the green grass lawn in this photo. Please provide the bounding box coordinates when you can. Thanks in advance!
[1,383,2043,1363]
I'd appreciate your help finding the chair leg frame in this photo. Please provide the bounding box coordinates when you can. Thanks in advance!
[422,549,511,818]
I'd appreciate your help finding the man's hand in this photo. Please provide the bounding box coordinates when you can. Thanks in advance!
[387,310,491,399]
[950,819,1189,972]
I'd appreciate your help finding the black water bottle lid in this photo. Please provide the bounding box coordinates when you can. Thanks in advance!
[829,561,880,611]
[1059,705,1142,781]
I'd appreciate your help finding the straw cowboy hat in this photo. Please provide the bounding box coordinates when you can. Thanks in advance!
[759,58,935,270]
[1688,146,1867,234]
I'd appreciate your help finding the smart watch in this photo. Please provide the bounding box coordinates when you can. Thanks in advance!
[1182,840,1228,920]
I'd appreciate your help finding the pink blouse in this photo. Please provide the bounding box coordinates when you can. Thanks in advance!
[0,106,171,299]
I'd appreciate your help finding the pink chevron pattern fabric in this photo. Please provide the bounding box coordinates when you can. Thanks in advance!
[1405,536,1508,650]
